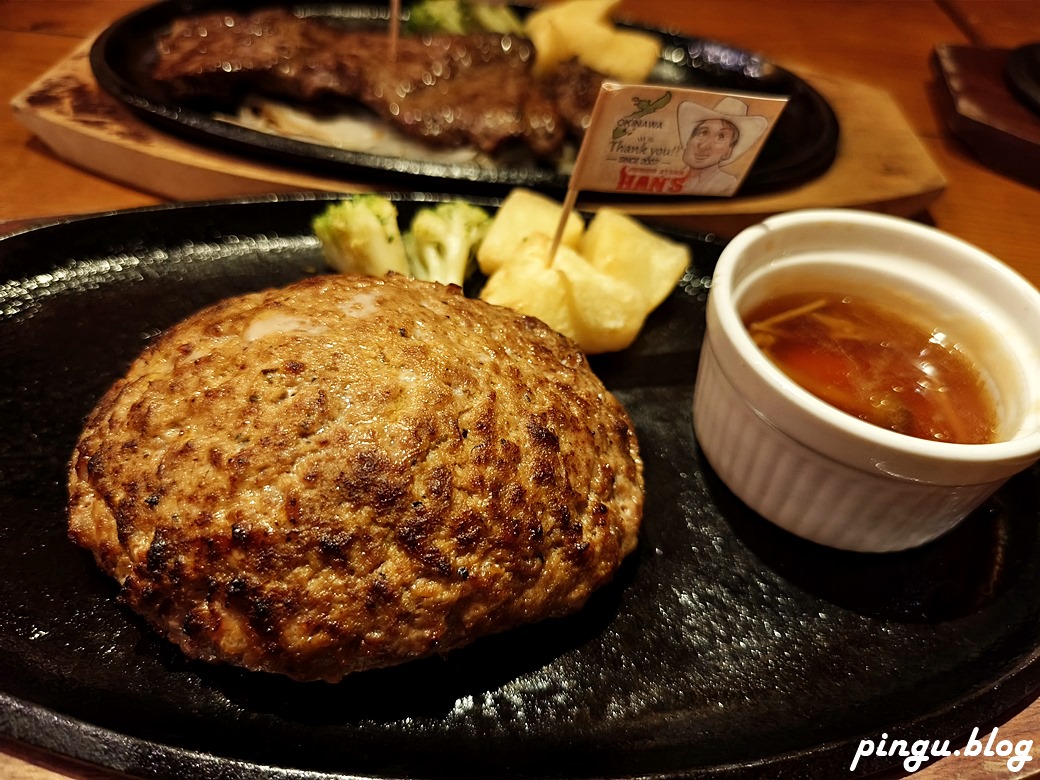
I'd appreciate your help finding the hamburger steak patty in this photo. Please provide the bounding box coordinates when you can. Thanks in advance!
[68,273,643,681]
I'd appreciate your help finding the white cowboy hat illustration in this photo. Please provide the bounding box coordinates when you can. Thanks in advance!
[677,96,769,163]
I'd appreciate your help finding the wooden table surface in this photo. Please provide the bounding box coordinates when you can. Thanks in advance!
[2,1,1040,778]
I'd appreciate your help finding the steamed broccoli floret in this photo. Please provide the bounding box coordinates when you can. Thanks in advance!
[311,195,411,277]
[405,0,469,34]
[403,201,492,287]
[405,0,524,35]
[313,196,490,288]
[468,3,523,34]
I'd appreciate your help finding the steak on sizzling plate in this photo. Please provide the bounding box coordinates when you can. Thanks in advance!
[151,8,588,157]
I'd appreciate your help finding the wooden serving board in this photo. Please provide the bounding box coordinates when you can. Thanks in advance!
[11,36,946,238]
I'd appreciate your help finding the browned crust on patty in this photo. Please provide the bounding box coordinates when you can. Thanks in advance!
[68,273,643,681]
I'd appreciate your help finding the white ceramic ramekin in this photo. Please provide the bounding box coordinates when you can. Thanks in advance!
[692,209,1040,552]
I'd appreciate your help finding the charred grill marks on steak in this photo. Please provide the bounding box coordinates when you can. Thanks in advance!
[150,9,605,157]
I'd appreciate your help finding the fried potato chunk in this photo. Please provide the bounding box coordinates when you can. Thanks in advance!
[477,188,584,275]
[478,191,690,353]
[580,208,691,311]
[480,234,647,354]
[525,0,660,82]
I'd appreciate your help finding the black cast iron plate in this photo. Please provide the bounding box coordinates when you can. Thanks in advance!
[89,1,839,198]
[1,194,1040,780]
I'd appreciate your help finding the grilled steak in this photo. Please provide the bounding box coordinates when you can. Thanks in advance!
[68,273,644,681]
[151,9,572,156]
[544,57,608,138]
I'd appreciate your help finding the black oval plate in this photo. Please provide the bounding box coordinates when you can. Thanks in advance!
[88,1,839,198]
[2,195,1040,780]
